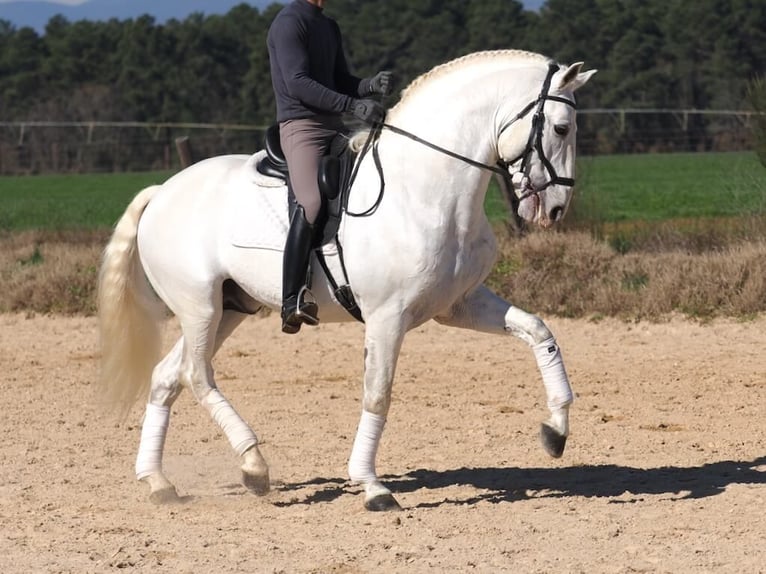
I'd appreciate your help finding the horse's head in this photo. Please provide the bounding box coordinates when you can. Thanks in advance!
[497,62,596,228]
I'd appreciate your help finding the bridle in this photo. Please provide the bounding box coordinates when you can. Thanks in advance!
[498,62,578,199]
[347,61,577,217]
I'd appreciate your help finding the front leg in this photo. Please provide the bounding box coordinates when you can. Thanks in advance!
[435,285,573,457]
[348,313,407,511]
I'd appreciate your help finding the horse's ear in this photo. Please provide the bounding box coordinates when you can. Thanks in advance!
[558,62,597,92]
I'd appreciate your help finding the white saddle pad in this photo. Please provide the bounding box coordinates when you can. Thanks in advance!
[225,150,290,251]
[226,150,337,256]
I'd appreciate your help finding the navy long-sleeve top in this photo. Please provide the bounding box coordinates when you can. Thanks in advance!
[267,0,371,122]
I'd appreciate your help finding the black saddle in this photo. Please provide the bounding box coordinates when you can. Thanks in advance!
[256,124,289,179]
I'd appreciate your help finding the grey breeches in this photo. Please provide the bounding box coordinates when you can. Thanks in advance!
[279,115,345,224]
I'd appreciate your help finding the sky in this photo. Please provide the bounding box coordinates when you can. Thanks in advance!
[0,0,275,31]
[0,0,89,3]
[0,0,87,3]
[0,0,546,33]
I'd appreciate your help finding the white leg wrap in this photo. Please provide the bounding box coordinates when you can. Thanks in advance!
[202,389,258,456]
[533,337,574,410]
[135,403,170,480]
[348,410,386,483]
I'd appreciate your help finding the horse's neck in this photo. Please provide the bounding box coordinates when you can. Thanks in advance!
[390,91,493,161]
[388,62,538,165]
[369,72,516,226]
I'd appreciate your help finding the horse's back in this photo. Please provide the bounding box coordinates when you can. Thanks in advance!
[134,152,295,316]
[139,153,253,238]
[136,155,254,297]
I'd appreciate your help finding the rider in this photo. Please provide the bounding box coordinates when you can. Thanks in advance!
[267,0,392,334]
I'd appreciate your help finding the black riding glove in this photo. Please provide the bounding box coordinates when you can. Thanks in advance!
[368,71,393,96]
[350,99,386,124]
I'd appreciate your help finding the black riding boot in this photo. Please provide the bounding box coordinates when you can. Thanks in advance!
[281,205,319,334]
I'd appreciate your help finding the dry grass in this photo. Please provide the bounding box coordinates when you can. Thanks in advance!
[489,229,766,320]
[2,227,766,320]
[0,230,108,315]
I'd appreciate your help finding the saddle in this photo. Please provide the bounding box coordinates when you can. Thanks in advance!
[256,124,354,247]
[255,124,362,321]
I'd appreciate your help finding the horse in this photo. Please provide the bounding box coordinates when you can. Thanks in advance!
[97,49,596,511]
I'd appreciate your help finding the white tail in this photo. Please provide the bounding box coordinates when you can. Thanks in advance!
[97,185,165,416]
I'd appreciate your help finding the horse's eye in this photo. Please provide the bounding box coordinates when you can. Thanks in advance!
[554,124,570,136]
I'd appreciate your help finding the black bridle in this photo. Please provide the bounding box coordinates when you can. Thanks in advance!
[500,62,578,198]
[346,61,577,217]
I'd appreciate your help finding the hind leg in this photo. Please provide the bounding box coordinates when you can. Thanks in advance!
[135,309,268,502]
[211,311,270,495]
[135,336,185,503]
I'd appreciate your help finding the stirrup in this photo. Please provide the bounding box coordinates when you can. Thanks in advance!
[296,286,319,326]
[280,288,319,335]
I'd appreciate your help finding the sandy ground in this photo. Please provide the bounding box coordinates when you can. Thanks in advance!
[0,312,764,573]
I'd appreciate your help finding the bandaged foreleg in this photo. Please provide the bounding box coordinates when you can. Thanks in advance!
[348,410,386,483]
[533,337,574,410]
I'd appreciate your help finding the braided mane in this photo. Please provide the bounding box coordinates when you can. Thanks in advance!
[350,50,552,151]
[392,50,550,111]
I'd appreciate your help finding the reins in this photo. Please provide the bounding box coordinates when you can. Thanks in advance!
[377,122,512,182]
[345,117,511,218]
[345,123,386,217]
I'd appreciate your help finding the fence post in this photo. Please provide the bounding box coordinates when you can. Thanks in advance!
[175,136,193,168]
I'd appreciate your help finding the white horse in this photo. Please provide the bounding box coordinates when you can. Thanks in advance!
[98,50,596,511]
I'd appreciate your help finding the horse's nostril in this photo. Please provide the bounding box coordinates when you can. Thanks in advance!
[550,206,564,222]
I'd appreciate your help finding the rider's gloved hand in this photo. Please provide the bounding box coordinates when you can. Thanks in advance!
[350,99,387,124]
[367,71,393,96]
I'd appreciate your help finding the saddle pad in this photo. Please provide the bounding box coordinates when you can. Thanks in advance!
[245,149,285,188]
[227,150,338,256]
[227,151,290,251]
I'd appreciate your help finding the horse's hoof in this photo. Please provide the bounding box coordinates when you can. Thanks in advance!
[242,470,270,495]
[540,422,567,458]
[364,493,403,512]
[149,486,181,505]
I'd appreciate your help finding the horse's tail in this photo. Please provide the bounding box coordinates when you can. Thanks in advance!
[97,185,165,418]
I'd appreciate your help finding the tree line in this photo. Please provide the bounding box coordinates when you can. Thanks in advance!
[0,0,764,170]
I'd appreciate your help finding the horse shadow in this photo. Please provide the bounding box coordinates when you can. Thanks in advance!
[273,456,766,508]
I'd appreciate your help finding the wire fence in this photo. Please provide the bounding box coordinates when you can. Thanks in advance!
[576,109,760,156]
[0,109,761,175]
[0,121,266,175]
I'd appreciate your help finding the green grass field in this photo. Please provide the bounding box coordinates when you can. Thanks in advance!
[572,151,766,221]
[0,171,173,230]
[1,151,764,230]
[488,151,766,224]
